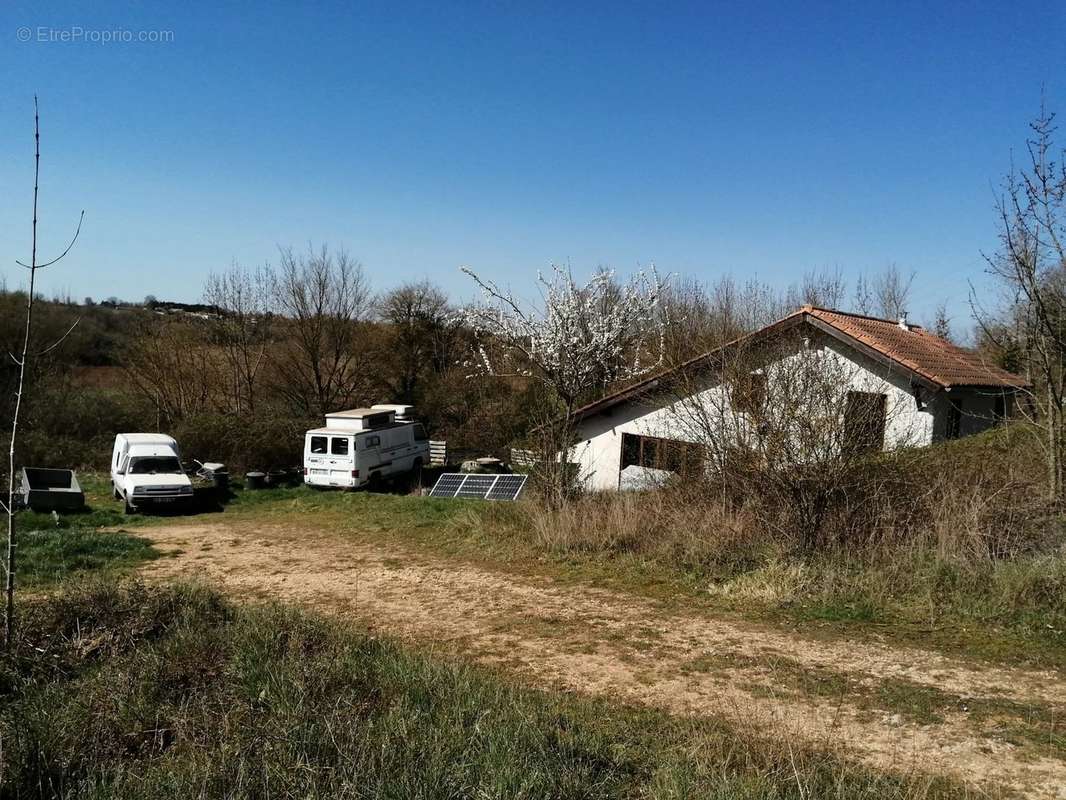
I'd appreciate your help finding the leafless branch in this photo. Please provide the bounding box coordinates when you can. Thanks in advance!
[15,210,84,270]
[37,316,81,356]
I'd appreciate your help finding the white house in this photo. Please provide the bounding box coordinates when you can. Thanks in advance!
[568,306,1028,491]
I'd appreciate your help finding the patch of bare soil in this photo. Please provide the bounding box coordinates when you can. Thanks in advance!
[138,521,1066,799]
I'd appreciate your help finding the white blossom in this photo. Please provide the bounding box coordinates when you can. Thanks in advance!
[458,264,667,404]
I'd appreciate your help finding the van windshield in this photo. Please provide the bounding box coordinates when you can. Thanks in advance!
[129,456,184,475]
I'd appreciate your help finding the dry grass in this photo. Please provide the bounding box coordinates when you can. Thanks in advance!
[504,426,1066,656]
[526,484,766,571]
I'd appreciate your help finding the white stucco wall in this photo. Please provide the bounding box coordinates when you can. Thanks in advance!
[570,333,939,491]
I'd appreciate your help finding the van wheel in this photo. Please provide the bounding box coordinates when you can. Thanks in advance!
[367,472,383,493]
[123,498,135,515]
[113,483,121,500]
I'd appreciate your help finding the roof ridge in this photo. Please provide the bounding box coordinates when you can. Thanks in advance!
[804,305,925,329]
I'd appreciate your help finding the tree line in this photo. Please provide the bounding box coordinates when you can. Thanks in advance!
[2,102,1064,505]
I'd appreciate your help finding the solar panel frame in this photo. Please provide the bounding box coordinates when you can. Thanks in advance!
[427,473,528,502]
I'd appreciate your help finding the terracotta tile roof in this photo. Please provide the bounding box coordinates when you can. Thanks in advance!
[571,305,1027,421]
[803,306,1027,389]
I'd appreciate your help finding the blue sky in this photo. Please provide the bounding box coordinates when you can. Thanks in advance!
[0,1,1062,326]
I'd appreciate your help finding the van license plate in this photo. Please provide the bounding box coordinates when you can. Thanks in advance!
[310,469,327,475]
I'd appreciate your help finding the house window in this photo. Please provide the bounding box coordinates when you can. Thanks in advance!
[732,371,767,417]
[331,437,350,456]
[621,433,704,476]
[310,436,328,454]
[843,391,887,453]
[946,397,963,439]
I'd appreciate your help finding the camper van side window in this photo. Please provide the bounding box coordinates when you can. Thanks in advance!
[331,437,349,456]
[310,436,328,454]
[413,424,428,442]
[365,436,380,448]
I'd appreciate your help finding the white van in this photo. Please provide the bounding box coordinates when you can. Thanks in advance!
[111,433,194,513]
[303,406,429,489]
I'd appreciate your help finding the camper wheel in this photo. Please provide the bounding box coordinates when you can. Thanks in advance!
[367,471,383,492]
[123,497,135,515]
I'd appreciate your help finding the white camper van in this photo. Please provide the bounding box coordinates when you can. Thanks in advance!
[111,433,194,513]
[303,405,429,490]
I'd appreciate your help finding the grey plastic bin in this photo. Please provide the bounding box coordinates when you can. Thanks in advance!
[19,468,85,512]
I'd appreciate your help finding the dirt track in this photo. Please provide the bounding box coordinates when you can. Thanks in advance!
[137,520,1066,799]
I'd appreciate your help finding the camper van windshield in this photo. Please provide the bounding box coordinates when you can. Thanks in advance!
[129,456,183,475]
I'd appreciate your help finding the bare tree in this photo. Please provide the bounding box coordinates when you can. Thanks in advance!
[977,99,1066,499]
[784,268,848,311]
[268,245,372,416]
[854,264,915,319]
[659,274,783,363]
[377,280,459,404]
[125,318,225,423]
[931,302,953,342]
[874,264,915,320]
[4,98,84,645]
[204,262,272,415]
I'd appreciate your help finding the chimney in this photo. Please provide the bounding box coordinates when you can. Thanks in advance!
[898,311,908,330]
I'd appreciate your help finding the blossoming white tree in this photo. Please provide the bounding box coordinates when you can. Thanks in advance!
[459,264,666,498]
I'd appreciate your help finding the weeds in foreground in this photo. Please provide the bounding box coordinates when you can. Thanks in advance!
[0,581,969,799]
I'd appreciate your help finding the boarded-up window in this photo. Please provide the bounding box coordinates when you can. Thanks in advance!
[621,433,704,476]
[843,391,887,453]
[732,372,767,417]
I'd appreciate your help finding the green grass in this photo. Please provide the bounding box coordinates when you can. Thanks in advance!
[0,580,973,800]
[16,472,141,532]
[13,473,161,588]
[16,529,159,588]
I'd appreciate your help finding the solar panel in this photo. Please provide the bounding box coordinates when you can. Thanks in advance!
[486,475,528,501]
[428,473,528,501]
[428,474,465,498]
[455,474,495,498]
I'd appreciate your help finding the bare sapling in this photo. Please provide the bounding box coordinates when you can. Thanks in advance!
[975,98,1066,501]
[3,97,85,646]
[661,327,921,550]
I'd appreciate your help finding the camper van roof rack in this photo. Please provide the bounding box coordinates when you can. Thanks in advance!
[371,403,414,416]
[324,407,396,432]
[327,408,388,418]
